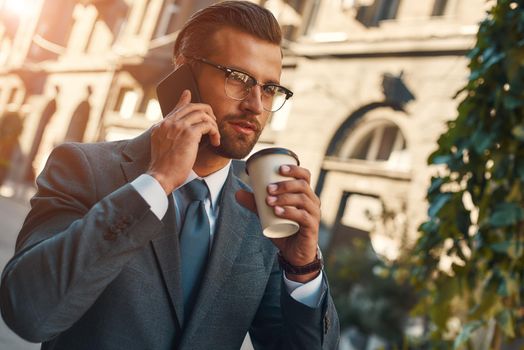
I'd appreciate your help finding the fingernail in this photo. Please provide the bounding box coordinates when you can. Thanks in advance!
[281,165,290,173]
[275,206,284,215]
[267,196,277,204]
[267,184,277,193]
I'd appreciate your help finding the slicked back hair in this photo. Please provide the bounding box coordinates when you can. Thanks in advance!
[173,1,282,66]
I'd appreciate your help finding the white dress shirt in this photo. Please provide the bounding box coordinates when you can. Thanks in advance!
[131,163,325,308]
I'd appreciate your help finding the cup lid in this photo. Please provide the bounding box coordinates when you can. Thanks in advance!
[245,147,300,175]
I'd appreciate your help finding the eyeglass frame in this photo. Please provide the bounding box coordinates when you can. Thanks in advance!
[186,56,293,112]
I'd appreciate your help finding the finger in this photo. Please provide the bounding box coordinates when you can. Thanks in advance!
[267,179,320,206]
[191,121,221,143]
[209,127,221,146]
[278,164,311,184]
[235,189,257,213]
[266,192,319,216]
[174,109,218,128]
[168,102,216,122]
[174,89,191,110]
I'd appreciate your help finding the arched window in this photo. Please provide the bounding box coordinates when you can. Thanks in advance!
[318,105,412,266]
[336,119,410,172]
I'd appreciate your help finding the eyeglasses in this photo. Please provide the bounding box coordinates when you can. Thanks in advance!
[189,57,293,112]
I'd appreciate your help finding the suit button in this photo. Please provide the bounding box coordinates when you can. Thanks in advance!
[110,224,120,233]
[116,221,127,230]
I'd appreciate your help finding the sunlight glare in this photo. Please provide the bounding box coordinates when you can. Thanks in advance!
[2,0,35,17]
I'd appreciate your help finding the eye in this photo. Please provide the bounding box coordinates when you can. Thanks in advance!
[262,85,280,97]
[229,71,251,85]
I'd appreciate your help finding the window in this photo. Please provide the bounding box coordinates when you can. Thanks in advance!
[155,2,180,37]
[144,99,161,121]
[7,88,18,104]
[137,87,161,121]
[263,0,319,41]
[338,120,410,171]
[355,0,401,27]
[376,0,400,21]
[114,87,138,119]
[431,0,448,16]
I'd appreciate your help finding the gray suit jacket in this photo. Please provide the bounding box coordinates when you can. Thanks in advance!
[0,130,339,349]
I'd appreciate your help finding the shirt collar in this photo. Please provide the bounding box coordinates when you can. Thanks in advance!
[180,161,231,209]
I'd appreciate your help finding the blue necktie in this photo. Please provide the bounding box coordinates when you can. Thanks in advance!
[179,179,210,320]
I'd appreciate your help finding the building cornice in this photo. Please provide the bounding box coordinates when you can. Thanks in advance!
[288,32,477,59]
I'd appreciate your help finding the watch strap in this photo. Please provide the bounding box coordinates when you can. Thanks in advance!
[277,248,323,275]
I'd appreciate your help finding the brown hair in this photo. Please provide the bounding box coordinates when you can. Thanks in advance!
[173,1,281,65]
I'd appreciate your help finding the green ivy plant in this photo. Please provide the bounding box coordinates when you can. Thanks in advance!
[410,0,524,348]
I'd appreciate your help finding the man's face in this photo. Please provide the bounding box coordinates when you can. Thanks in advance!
[195,26,282,159]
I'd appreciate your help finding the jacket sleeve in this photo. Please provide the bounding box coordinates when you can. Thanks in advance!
[249,258,340,350]
[0,143,163,342]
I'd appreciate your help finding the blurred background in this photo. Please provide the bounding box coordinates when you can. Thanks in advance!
[0,0,506,349]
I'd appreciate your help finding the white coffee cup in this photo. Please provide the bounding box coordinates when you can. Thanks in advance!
[246,147,300,238]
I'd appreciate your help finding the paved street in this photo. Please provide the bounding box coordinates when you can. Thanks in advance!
[0,195,39,350]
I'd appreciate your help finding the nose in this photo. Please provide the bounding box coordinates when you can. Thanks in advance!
[240,85,264,115]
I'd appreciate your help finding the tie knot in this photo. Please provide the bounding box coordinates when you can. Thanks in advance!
[182,179,209,202]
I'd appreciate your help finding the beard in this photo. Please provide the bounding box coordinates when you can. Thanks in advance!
[209,114,263,159]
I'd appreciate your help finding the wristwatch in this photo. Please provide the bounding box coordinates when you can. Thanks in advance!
[277,247,323,275]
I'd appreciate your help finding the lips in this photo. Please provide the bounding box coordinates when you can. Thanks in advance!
[228,120,259,135]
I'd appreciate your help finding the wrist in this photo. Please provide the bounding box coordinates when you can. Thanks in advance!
[277,247,323,282]
[146,171,179,195]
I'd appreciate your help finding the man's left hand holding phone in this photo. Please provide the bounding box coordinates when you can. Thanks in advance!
[146,65,220,195]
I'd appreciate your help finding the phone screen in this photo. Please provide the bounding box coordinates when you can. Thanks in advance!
[156,64,201,117]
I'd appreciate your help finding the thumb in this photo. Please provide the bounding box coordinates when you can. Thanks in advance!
[175,89,192,109]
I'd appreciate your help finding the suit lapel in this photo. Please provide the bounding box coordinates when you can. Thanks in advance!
[179,170,260,347]
[120,130,185,328]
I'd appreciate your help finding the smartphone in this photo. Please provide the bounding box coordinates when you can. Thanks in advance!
[156,64,201,117]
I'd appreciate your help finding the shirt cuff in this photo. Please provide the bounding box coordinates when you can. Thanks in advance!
[283,271,326,308]
[131,174,169,220]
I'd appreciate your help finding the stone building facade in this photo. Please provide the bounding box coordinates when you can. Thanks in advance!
[0,0,488,259]
[262,0,488,259]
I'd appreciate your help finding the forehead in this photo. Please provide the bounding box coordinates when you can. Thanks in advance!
[206,26,282,83]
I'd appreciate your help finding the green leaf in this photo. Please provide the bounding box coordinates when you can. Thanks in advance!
[490,241,512,254]
[431,154,453,165]
[471,128,494,154]
[517,161,524,181]
[496,309,516,338]
[504,94,524,109]
[484,52,505,69]
[428,177,446,195]
[428,193,452,218]
[467,47,481,59]
[489,202,524,227]
[453,321,484,349]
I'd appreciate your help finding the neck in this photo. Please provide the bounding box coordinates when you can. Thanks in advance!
[193,146,230,177]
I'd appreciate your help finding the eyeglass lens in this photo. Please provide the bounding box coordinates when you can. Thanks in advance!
[224,72,288,112]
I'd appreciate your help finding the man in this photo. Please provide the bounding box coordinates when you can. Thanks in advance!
[0,2,339,349]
